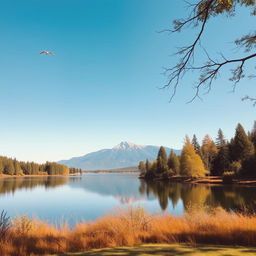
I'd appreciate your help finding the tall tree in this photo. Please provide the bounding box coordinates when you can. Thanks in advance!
[192,134,202,157]
[180,136,207,177]
[216,129,226,149]
[167,150,180,174]
[201,135,218,172]
[157,146,168,174]
[212,145,230,176]
[249,121,256,150]
[231,123,254,162]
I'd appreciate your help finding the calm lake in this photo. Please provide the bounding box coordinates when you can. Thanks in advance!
[1,173,256,226]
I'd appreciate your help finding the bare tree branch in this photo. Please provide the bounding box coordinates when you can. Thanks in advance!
[162,0,256,103]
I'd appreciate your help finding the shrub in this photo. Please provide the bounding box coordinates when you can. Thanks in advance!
[222,171,235,184]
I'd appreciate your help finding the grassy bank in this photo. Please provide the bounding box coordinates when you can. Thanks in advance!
[53,244,256,256]
[1,207,256,255]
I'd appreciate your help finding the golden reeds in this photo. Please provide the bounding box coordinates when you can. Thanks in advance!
[1,206,256,256]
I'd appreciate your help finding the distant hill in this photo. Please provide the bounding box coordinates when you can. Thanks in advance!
[58,141,181,170]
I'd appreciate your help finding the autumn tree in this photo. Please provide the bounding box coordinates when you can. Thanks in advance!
[145,159,152,173]
[167,149,180,174]
[138,161,146,173]
[163,0,256,103]
[157,146,168,174]
[201,135,218,172]
[180,136,208,177]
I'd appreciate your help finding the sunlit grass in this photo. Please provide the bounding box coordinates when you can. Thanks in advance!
[1,207,256,255]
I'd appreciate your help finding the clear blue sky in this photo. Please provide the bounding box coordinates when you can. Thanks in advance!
[0,0,255,163]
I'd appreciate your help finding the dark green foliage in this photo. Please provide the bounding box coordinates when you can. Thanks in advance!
[212,145,230,176]
[157,146,168,174]
[240,156,256,177]
[249,121,256,150]
[216,129,226,149]
[222,172,235,184]
[231,123,254,162]
[167,150,180,175]
[192,134,202,157]
[0,156,81,176]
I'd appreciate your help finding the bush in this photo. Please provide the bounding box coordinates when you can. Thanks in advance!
[229,161,242,175]
[0,210,10,242]
[162,169,175,179]
[222,171,235,184]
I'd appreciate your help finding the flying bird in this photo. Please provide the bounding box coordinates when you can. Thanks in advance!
[40,51,55,55]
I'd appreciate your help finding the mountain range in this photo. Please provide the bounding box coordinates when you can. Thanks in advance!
[58,141,181,170]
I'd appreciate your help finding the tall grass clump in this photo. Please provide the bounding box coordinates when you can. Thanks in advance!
[1,206,256,255]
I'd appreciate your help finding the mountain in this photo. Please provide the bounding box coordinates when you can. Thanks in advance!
[58,141,181,170]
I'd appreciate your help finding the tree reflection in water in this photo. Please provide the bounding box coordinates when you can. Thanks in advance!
[139,180,256,213]
[0,176,68,195]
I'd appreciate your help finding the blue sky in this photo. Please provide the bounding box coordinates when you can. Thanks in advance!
[0,0,255,163]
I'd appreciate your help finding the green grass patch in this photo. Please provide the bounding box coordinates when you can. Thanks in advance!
[55,243,256,256]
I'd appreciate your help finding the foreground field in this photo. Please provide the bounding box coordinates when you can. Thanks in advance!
[2,207,256,255]
[54,244,256,256]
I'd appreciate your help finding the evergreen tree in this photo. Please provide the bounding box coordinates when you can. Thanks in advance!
[212,145,230,176]
[167,150,180,174]
[180,136,207,177]
[192,134,202,157]
[157,146,168,174]
[216,129,226,149]
[231,123,254,162]
[249,121,256,150]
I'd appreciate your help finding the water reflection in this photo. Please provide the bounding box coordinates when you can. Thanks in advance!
[139,180,256,213]
[1,174,256,225]
[0,176,69,195]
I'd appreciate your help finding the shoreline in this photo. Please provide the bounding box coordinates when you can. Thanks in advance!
[139,175,256,186]
[0,173,82,179]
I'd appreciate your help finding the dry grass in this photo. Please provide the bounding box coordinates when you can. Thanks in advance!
[1,206,256,255]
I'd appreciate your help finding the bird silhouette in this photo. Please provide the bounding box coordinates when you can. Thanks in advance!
[40,51,55,55]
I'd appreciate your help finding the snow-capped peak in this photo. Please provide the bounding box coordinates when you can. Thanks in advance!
[113,141,145,150]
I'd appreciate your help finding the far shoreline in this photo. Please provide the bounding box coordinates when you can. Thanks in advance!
[0,173,82,179]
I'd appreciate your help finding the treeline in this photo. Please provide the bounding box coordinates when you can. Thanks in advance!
[139,122,256,179]
[0,156,82,176]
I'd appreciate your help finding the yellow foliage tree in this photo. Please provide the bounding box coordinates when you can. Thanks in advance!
[180,136,208,177]
[201,135,218,171]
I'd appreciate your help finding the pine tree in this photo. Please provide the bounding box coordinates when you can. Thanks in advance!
[157,146,168,174]
[167,150,180,174]
[231,123,254,162]
[216,129,226,149]
[249,121,256,150]
[192,134,202,157]
[212,145,230,176]
[180,136,207,177]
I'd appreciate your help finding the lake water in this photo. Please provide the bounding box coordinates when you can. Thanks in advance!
[1,173,256,226]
